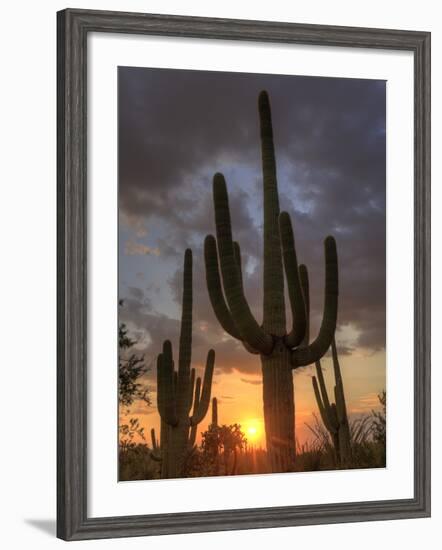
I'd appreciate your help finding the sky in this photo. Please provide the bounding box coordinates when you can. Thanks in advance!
[118,66,386,448]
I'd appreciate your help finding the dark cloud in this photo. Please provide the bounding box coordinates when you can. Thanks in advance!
[127,286,144,301]
[118,67,386,370]
[329,344,355,357]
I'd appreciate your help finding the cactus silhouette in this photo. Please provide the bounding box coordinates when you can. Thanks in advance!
[149,427,162,462]
[312,338,351,466]
[204,91,339,472]
[211,397,218,428]
[156,249,215,478]
[209,397,220,468]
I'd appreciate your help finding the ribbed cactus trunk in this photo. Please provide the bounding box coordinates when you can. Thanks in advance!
[162,421,190,479]
[262,347,296,471]
[204,91,339,473]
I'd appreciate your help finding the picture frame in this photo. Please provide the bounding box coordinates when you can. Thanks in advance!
[57,8,431,541]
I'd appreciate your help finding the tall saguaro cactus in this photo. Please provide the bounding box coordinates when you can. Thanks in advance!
[157,249,215,479]
[204,91,339,472]
[312,338,351,466]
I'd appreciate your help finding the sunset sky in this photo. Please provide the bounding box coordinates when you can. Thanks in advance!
[118,66,386,448]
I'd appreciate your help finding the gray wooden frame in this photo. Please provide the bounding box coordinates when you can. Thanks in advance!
[57,8,431,541]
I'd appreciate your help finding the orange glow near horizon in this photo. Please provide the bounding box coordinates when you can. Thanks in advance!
[120,346,386,452]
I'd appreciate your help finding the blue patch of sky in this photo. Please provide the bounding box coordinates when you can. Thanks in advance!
[118,223,180,319]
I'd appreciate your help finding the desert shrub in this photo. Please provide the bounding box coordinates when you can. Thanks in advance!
[195,423,247,477]
[304,414,339,469]
[304,406,387,471]
[235,446,271,475]
[294,438,326,472]
[118,301,151,408]
[371,391,386,467]
[119,443,160,481]
[118,418,160,480]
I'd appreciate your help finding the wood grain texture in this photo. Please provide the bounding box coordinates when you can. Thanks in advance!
[56,8,431,541]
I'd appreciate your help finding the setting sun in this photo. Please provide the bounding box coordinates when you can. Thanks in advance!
[243,420,262,444]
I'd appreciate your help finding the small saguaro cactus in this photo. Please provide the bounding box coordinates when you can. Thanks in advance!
[210,397,219,465]
[211,397,218,428]
[157,249,215,479]
[150,427,162,462]
[204,90,339,472]
[312,338,351,466]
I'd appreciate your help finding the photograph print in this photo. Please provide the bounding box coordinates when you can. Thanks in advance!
[118,66,386,481]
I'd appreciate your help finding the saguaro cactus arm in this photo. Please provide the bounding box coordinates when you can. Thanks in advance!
[204,237,260,361]
[332,339,349,425]
[151,427,159,451]
[204,235,242,340]
[233,242,243,288]
[193,376,201,414]
[331,338,344,389]
[313,360,338,433]
[313,376,333,433]
[279,211,307,347]
[188,376,201,447]
[211,174,273,354]
[188,426,197,448]
[334,385,346,423]
[233,241,261,355]
[315,361,333,413]
[291,236,339,368]
[299,264,310,347]
[190,349,215,426]
[150,428,162,462]
[186,368,196,416]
